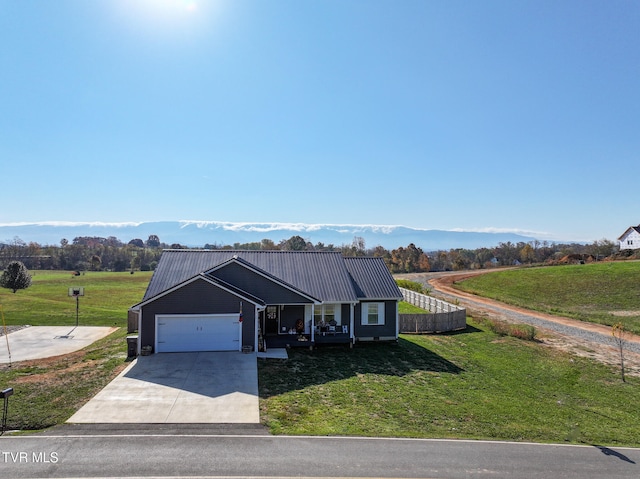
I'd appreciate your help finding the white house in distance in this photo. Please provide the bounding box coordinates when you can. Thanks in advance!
[618,225,640,250]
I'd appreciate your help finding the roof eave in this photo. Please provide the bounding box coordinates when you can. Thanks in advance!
[131,273,267,310]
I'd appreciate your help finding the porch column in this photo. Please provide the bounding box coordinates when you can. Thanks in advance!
[311,304,315,342]
[255,307,259,353]
[350,303,355,342]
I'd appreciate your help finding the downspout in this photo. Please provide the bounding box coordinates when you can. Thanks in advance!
[256,306,265,353]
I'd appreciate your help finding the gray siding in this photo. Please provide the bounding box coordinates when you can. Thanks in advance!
[353,300,398,339]
[341,304,351,325]
[139,278,256,351]
[210,262,313,305]
[279,305,306,332]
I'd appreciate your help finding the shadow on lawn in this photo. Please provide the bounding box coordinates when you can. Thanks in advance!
[258,337,463,396]
[436,324,483,336]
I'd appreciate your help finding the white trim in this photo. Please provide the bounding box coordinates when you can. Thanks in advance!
[311,304,315,342]
[350,303,355,341]
[361,302,385,326]
[155,313,242,353]
[254,308,258,353]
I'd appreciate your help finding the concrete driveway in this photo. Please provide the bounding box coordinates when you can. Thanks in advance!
[0,326,116,363]
[67,352,260,424]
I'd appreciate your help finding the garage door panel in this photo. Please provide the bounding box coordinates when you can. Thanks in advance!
[156,315,240,353]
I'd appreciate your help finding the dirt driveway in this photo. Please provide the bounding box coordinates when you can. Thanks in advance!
[398,271,640,377]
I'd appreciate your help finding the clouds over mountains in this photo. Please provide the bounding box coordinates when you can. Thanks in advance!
[0,221,539,251]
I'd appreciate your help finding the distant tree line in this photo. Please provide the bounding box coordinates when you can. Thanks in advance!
[0,234,627,274]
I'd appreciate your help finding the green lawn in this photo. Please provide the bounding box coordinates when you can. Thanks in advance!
[398,301,428,314]
[0,328,129,430]
[0,270,152,327]
[0,271,150,430]
[453,262,640,334]
[259,327,640,446]
[2,269,639,446]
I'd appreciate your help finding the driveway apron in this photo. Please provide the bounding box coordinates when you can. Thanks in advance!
[67,352,260,424]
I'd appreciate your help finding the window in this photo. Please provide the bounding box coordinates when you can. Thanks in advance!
[314,304,341,325]
[361,302,385,326]
[324,304,336,324]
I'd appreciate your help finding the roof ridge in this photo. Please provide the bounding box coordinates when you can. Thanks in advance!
[163,249,343,254]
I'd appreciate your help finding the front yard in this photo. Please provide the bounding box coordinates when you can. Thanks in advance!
[259,324,640,446]
[1,271,639,446]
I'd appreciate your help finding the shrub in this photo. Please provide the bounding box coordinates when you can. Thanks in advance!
[396,279,428,294]
[474,315,537,341]
[509,324,537,341]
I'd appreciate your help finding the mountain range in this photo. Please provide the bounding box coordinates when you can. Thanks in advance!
[0,221,539,251]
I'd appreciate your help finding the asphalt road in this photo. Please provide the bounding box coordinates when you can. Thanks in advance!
[1,432,639,478]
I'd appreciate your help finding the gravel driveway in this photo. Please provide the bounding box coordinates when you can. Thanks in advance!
[398,271,640,374]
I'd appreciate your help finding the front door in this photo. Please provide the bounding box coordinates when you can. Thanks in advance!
[265,305,279,334]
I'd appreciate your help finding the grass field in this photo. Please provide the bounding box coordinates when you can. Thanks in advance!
[1,269,639,446]
[260,328,640,445]
[453,262,640,334]
[0,271,150,430]
[0,270,152,327]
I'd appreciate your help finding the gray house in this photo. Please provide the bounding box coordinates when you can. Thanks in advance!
[129,250,402,354]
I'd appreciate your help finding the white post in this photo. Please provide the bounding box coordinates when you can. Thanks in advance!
[350,303,355,342]
[311,304,315,343]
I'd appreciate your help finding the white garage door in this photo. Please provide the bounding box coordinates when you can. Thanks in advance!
[156,314,241,353]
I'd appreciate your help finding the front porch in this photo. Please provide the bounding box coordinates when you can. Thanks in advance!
[259,303,354,350]
[263,330,353,350]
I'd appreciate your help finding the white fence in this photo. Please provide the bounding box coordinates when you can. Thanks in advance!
[399,287,467,333]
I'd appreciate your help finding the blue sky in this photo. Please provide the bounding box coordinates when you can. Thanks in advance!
[1,0,638,243]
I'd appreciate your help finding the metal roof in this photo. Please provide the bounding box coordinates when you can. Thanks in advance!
[206,256,320,303]
[343,256,403,300]
[142,250,373,303]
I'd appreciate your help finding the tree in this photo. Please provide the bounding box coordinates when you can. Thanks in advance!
[612,322,628,383]
[90,255,102,271]
[343,236,366,257]
[146,235,161,248]
[281,235,308,251]
[588,239,615,261]
[0,261,32,293]
[260,238,278,250]
[520,244,535,264]
[128,238,144,248]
